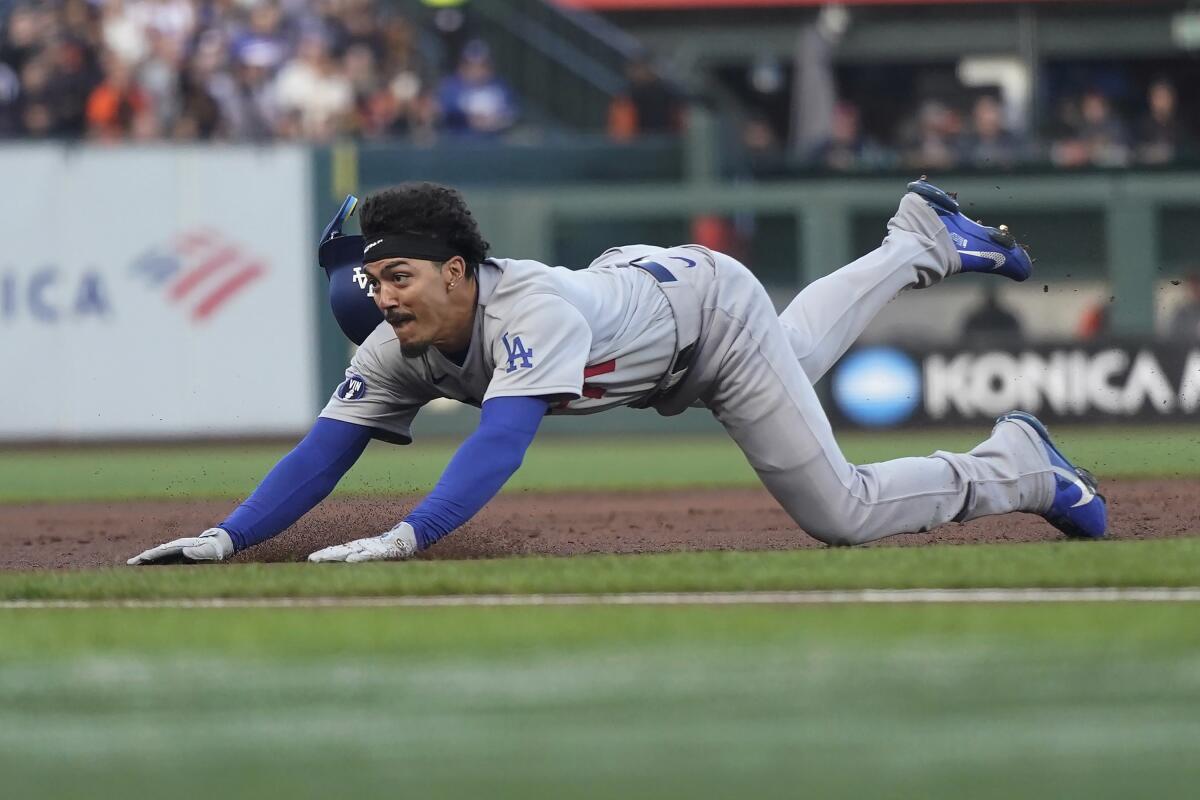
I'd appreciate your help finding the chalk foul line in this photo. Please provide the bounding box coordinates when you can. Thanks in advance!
[2,587,1200,609]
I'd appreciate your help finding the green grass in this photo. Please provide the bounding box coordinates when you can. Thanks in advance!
[6,427,1196,800]
[3,538,1199,601]
[2,603,1199,799]
[3,425,1199,503]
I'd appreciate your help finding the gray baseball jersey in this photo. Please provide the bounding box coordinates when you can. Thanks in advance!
[319,252,677,443]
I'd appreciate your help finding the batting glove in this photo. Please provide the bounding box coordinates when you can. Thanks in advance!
[307,522,418,563]
[126,528,235,565]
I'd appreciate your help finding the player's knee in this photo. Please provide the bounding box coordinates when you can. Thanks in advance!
[805,521,863,548]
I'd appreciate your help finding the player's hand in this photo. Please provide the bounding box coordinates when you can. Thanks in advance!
[127,528,234,565]
[308,522,417,563]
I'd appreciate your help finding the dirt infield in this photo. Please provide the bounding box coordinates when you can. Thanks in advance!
[0,478,1196,570]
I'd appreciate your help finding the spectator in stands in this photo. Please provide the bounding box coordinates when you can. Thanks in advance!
[961,286,1023,343]
[1077,297,1112,341]
[41,36,99,138]
[369,14,434,139]
[230,1,290,75]
[1166,272,1200,341]
[2,4,96,140]
[1078,88,1131,166]
[86,51,151,141]
[135,0,197,54]
[1136,78,1190,166]
[138,29,186,137]
[736,114,787,177]
[209,53,278,141]
[436,39,516,137]
[101,0,150,66]
[175,31,232,140]
[961,94,1025,169]
[174,58,224,140]
[339,36,428,142]
[377,14,423,80]
[343,41,379,134]
[808,100,891,171]
[2,5,48,75]
[60,0,101,47]
[330,0,388,62]
[1051,88,1129,168]
[374,74,434,141]
[1047,96,1086,167]
[421,0,475,73]
[19,53,59,137]
[0,61,18,136]
[742,114,779,155]
[900,99,963,171]
[274,33,353,142]
[608,55,682,141]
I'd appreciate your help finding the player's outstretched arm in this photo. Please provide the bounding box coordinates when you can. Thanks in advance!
[308,395,548,562]
[127,418,374,565]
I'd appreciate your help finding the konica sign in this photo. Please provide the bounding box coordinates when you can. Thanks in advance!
[828,344,1200,428]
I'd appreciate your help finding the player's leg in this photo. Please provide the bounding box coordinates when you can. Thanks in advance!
[779,182,1030,384]
[706,256,1055,545]
[778,192,949,384]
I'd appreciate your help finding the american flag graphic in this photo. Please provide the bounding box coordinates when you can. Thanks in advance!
[131,229,267,322]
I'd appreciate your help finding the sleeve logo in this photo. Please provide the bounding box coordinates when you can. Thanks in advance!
[336,373,369,401]
[501,332,534,373]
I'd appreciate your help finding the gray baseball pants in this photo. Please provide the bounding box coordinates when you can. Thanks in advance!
[666,194,1055,545]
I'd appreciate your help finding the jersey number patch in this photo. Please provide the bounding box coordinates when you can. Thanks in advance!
[502,333,534,373]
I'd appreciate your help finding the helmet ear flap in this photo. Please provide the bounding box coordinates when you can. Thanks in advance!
[319,195,383,346]
[320,234,383,346]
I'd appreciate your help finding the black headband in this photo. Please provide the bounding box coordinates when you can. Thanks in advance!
[361,234,460,264]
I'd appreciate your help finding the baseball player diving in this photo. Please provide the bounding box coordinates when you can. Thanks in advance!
[128,179,1107,565]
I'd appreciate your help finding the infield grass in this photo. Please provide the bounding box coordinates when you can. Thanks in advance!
[2,538,1199,601]
[3,602,1199,800]
[2,425,1198,503]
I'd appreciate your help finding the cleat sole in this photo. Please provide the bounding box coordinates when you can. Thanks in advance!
[906,180,960,213]
[988,227,1017,248]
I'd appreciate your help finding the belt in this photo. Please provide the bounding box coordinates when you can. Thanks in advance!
[629,258,700,408]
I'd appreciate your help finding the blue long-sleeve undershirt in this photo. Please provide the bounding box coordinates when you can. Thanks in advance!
[404,396,548,549]
[220,417,373,551]
[219,397,548,553]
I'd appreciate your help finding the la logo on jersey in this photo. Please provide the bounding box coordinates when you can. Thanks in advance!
[502,332,534,373]
[337,373,369,401]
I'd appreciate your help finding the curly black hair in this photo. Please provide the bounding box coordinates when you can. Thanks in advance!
[359,182,490,278]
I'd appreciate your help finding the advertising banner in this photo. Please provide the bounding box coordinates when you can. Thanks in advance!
[0,145,314,440]
[826,342,1200,429]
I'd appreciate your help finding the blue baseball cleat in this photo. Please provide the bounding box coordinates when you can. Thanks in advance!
[907,179,1033,281]
[998,411,1107,539]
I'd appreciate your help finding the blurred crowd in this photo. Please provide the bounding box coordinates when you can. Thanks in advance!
[798,78,1193,173]
[0,0,520,143]
[2,1,1196,174]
